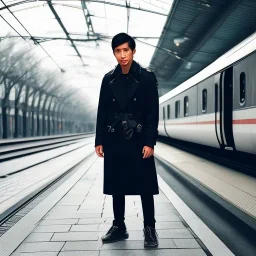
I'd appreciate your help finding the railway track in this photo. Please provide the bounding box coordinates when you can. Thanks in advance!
[0,135,95,237]
[0,133,93,162]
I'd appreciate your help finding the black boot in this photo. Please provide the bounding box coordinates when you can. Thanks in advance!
[101,225,129,243]
[143,226,158,247]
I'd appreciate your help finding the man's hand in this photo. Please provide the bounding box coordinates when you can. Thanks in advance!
[95,145,104,158]
[142,146,154,159]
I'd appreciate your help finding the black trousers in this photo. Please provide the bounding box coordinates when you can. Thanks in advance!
[112,195,156,229]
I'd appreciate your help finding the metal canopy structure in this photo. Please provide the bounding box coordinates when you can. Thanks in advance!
[0,0,172,109]
[1,0,256,100]
[150,0,256,96]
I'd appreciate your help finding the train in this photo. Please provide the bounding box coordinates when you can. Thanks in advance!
[158,32,256,155]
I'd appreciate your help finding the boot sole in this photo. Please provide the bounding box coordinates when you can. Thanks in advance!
[102,233,129,244]
[144,242,159,248]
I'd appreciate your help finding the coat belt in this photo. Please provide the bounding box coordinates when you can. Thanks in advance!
[108,112,133,120]
[107,112,143,139]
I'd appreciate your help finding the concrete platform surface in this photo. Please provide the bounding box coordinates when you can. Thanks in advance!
[0,151,233,256]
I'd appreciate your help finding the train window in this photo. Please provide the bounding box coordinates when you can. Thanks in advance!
[240,72,246,105]
[202,89,207,113]
[184,96,189,116]
[175,100,180,118]
[163,106,166,120]
[167,105,170,119]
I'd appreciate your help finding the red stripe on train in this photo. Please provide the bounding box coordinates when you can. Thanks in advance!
[233,119,256,124]
[165,119,256,125]
[166,121,217,125]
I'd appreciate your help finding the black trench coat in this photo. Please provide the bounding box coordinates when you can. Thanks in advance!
[95,60,159,195]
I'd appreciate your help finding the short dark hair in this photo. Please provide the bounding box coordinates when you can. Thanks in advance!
[111,33,136,51]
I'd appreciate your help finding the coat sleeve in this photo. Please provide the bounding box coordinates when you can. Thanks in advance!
[95,76,108,147]
[144,72,159,148]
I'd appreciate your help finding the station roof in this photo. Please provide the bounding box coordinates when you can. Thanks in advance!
[0,0,172,111]
[1,0,256,105]
[150,0,256,96]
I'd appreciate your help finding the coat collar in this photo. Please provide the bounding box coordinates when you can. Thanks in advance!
[109,61,142,111]
[110,60,142,78]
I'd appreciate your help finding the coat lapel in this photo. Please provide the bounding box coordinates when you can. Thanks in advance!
[125,73,139,107]
[109,61,141,111]
[109,74,125,110]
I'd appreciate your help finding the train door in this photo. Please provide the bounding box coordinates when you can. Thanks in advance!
[215,73,221,147]
[163,105,169,137]
[215,67,235,150]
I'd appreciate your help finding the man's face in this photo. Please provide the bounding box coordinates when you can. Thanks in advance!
[113,42,136,68]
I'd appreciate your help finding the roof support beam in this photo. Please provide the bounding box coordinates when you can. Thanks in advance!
[81,0,98,44]
[0,0,63,72]
[150,0,244,87]
[80,0,168,16]
[0,0,168,16]
[81,0,94,35]
[0,35,161,43]
[169,0,242,82]
[126,0,131,34]
[47,1,86,66]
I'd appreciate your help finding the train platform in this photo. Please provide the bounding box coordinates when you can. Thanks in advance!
[0,145,234,256]
[155,142,256,228]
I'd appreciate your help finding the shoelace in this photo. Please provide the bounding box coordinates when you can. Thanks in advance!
[144,227,157,241]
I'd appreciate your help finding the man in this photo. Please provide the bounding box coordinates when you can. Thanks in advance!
[95,33,159,247]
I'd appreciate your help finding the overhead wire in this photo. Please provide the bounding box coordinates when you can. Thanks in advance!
[0,0,171,71]
[154,0,171,5]
[0,15,25,40]
[103,0,108,34]
[0,0,168,16]
[140,0,169,12]
[0,0,34,11]
[126,0,130,34]
[136,38,190,63]
[47,0,168,16]
[0,0,63,72]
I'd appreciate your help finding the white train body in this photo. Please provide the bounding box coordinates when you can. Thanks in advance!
[159,32,256,155]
